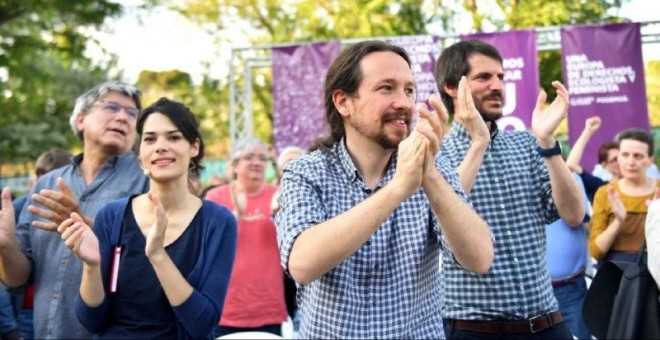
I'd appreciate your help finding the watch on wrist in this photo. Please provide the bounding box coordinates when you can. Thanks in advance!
[537,140,562,158]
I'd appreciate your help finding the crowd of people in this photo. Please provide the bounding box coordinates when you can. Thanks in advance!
[0,38,658,339]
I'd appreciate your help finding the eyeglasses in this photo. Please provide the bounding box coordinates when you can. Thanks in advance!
[239,153,269,162]
[93,101,139,119]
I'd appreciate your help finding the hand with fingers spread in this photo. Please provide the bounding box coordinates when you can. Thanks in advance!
[57,212,100,266]
[145,192,168,261]
[531,81,570,145]
[0,187,17,248]
[29,177,92,232]
[454,76,490,144]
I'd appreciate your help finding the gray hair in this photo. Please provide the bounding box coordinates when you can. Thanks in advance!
[277,145,306,169]
[69,81,142,140]
[230,137,267,162]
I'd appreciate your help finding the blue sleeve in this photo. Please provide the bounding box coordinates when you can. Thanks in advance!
[578,170,606,204]
[74,202,119,334]
[172,204,237,339]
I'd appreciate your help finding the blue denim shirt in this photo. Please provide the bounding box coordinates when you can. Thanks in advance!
[15,152,148,339]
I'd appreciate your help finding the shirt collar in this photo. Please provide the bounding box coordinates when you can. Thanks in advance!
[335,138,397,186]
[72,153,123,169]
[336,138,361,183]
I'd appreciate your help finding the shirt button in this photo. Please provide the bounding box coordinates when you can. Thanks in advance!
[506,231,512,236]
[494,178,499,183]
[513,257,519,263]
[520,284,525,291]
[500,204,505,209]
[61,259,67,265]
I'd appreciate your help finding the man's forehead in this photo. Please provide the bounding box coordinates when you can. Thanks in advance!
[100,91,136,105]
[361,52,413,79]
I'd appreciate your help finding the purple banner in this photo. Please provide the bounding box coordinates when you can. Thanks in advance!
[462,30,539,131]
[384,35,441,103]
[561,22,649,172]
[272,41,341,152]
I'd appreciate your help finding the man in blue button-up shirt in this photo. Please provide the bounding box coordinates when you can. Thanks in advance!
[275,40,494,338]
[0,81,149,339]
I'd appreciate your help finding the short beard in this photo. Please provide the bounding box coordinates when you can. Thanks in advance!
[480,111,503,122]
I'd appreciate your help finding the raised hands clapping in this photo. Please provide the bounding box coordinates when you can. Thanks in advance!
[58,212,100,266]
[531,81,570,143]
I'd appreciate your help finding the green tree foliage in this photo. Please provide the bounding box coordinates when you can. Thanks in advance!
[485,0,629,101]
[172,0,442,145]
[647,60,660,126]
[0,0,126,168]
[136,69,231,157]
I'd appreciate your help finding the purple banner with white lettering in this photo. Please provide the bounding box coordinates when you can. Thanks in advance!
[462,30,539,131]
[272,41,341,152]
[384,35,441,103]
[561,22,649,172]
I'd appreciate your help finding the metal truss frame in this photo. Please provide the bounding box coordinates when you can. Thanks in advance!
[229,21,660,151]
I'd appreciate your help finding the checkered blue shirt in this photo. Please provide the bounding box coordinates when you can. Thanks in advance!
[439,122,560,320]
[275,139,467,338]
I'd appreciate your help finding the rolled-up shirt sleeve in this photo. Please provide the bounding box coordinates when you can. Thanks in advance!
[274,161,327,275]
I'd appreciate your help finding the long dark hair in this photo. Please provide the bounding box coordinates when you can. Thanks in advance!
[310,40,411,151]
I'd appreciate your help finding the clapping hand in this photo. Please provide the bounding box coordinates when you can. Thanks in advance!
[454,76,490,144]
[145,192,167,260]
[0,187,16,248]
[57,212,100,266]
[29,178,92,231]
[531,81,569,143]
[607,186,627,223]
[416,94,449,176]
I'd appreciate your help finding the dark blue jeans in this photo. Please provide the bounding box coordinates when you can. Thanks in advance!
[553,276,591,339]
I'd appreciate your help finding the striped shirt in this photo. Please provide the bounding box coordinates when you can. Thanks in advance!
[439,122,560,320]
[275,139,467,338]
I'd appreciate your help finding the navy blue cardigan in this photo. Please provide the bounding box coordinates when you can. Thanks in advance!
[74,197,237,339]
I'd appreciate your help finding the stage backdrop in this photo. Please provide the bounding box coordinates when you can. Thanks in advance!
[462,30,539,131]
[561,22,649,172]
[272,41,341,152]
[385,35,441,104]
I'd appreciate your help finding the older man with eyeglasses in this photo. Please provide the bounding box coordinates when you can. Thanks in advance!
[0,81,149,339]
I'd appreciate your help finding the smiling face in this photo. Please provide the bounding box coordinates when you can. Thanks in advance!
[338,51,415,150]
[76,91,139,156]
[139,113,199,182]
[464,53,505,122]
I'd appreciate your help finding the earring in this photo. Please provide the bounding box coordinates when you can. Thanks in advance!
[139,161,149,177]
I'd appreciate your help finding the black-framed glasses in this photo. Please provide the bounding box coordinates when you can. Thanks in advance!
[93,101,139,119]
